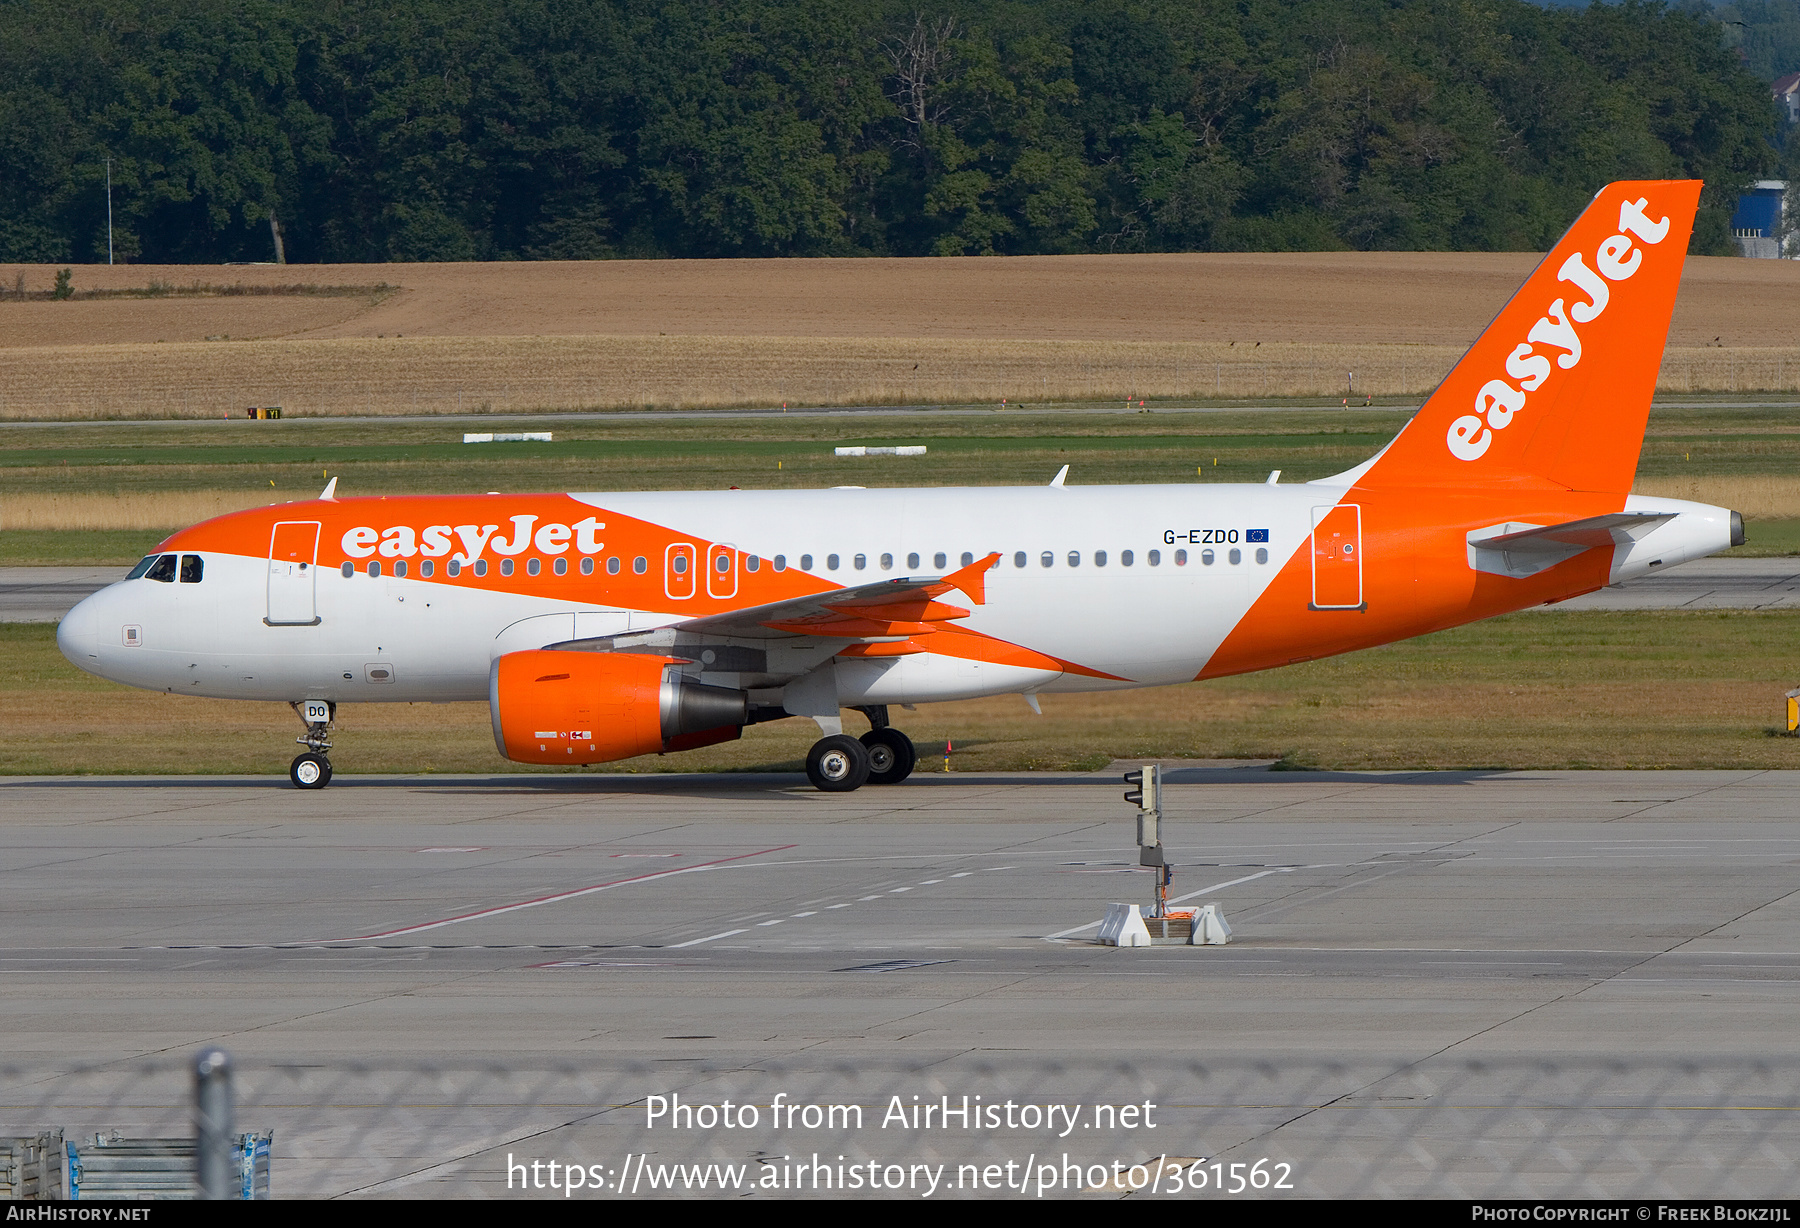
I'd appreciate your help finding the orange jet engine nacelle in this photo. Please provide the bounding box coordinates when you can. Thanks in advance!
[489,649,749,765]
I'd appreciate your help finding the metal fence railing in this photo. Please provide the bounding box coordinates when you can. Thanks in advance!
[3,1053,1797,1199]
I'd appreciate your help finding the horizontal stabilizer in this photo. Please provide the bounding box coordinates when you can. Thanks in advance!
[1467,511,1675,578]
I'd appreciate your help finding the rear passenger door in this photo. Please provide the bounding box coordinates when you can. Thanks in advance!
[1309,505,1364,610]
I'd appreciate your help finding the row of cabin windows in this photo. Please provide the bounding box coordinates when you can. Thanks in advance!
[128,554,203,583]
[792,547,1270,570]
[339,544,1271,581]
[343,555,655,579]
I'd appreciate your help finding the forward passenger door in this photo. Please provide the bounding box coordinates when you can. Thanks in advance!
[267,522,321,626]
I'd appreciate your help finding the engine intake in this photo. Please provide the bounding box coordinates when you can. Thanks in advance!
[490,649,747,765]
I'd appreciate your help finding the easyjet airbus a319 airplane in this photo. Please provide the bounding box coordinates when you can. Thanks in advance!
[58,180,1739,791]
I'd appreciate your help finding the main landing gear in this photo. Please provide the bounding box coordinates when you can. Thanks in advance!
[861,727,917,785]
[804,708,918,792]
[288,700,336,790]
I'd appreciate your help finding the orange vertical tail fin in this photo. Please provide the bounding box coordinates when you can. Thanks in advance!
[1354,180,1700,495]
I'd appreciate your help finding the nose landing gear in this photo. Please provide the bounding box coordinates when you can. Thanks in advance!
[289,700,335,790]
[291,752,332,789]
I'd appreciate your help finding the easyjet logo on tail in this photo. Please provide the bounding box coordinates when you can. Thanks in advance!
[1446,197,1671,462]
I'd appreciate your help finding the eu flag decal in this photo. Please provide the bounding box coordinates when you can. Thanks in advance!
[1247,529,1270,543]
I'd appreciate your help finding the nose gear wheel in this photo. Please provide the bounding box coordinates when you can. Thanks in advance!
[290,752,332,789]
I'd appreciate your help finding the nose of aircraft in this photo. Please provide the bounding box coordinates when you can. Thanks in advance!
[57,590,100,669]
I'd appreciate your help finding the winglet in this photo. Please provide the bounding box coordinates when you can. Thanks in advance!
[1049,465,1069,488]
[319,476,338,501]
[944,552,1000,605]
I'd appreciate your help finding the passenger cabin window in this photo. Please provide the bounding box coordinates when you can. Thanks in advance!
[1148,550,1161,566]
[800,554,813,570]
[447,560,462,577]
[178,555,203,583]
[879,553,893,571]
[1095,551,1107,567]
[1228,548,1241,565]
[1255,547,1269,564]
[826,554,839,570]
[906,553,919,570]
[1014,552,1027,568]
[554,557,567,576]
[367,561,381,578]
[633,556,647,574]
[602,557,615,575]
[961,552,974,567]
[774,555,788,571]
[746,555,761,572]
[526,558,540,576]
[474,560,488,577]
[394,560,407,578]
[144,554,177,583]
[853,554,866,570]
[421,561,435,578]
[1068,551,1081,568]
[1202,549,1215,566]
[1122,550,1134,566]
[1040,551,1054,568]
[934,553,947,569]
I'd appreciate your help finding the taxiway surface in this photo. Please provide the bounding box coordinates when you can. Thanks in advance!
[0,567,119,622]
[5,768,1799,1066]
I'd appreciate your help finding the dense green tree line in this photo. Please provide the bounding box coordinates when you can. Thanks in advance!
[0,0,1777,262]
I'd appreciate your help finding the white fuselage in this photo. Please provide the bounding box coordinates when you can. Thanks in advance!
[55,484,1736,713]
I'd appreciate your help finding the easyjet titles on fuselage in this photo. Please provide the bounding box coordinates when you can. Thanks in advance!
[340,514,606,564]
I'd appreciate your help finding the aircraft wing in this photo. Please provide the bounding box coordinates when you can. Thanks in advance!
[550,552,1002,649]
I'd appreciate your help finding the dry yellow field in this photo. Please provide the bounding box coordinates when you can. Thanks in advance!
[1630,475,1800,521]
[2,252,1797,419]
[0,333,1791,420]
[0,491,316,531]
[6,252,1798,346]
[11,471,1800,532]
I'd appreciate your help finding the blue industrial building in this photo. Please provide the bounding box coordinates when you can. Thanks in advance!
[1730,180,1787,258]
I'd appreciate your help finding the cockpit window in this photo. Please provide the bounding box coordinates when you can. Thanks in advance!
[126,556,158,580]
[143,554,177,583]
[179,554,203,583]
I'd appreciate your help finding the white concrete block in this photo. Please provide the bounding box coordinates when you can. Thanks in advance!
[1098,902,1151,948]
[1193,903,1232,946]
